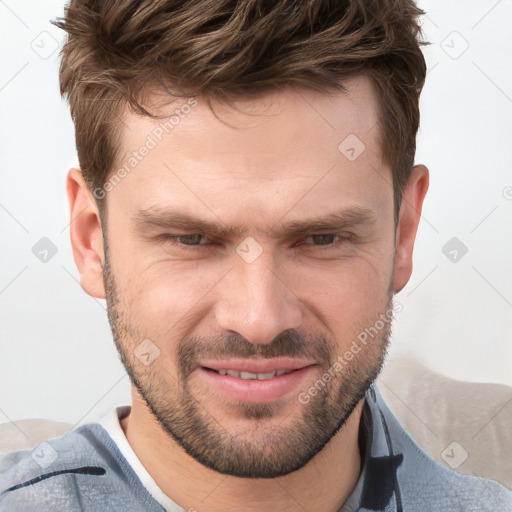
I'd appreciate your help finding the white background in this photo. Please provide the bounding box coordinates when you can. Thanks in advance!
[0,0,511,425]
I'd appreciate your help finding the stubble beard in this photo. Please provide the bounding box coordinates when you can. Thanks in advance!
[103,250,393,478]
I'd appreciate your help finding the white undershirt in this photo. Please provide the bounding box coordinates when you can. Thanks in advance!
[99,406,184,512]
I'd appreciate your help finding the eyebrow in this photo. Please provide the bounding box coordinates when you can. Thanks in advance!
[132,205,377,239]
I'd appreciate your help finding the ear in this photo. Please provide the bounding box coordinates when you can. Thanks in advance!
[66,168,106,299]
[393,164,429,293]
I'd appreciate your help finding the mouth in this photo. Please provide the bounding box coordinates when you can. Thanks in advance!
[202,367,296,379]
[196,358,317,403]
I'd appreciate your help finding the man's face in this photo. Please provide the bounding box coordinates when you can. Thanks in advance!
[101,76,397,478]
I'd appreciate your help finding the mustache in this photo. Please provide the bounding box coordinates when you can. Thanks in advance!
[178,329,335,379]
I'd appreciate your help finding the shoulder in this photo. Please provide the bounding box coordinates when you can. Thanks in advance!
[0,423,106,490]
[373,385,512,511]
[0,423,160,511]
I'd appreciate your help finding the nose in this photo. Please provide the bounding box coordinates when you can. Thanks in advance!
[214,250,304,345]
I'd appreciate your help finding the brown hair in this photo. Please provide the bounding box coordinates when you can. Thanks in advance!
[52,0,427,223]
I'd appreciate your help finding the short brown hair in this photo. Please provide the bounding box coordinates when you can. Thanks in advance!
[52,0,427,223]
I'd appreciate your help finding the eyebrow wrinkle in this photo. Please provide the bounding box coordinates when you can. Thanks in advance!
[132,205,377,239]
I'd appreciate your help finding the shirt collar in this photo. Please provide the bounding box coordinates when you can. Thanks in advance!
[339,385,404,512]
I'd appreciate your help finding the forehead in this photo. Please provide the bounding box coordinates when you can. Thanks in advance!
[119,75,381,161]
[107,75,389,224]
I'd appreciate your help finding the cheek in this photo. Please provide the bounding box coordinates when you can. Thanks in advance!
[292,252,392,339]
[112,221,393,344]
[122,261,226,331]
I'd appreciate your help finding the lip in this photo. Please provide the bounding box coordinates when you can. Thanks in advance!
[198,357,316,374]
[197,359,317,404]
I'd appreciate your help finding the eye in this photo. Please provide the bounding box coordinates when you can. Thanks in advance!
[304,234,337,245]
[160,234,211,248]
[159,233,352,251]
[299,233,352,248]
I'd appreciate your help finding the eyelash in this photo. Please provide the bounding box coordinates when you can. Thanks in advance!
[159,233,352,251]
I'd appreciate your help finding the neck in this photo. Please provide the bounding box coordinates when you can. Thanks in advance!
[120,390,365,512]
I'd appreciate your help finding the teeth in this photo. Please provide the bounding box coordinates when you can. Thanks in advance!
[215,369,292,379]
[256,372,276,380]
[240,371,258,380]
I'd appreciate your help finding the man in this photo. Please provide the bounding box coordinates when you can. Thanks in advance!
[0,0,510,510]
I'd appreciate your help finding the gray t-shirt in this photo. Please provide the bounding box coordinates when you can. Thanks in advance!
[1,385,511,511]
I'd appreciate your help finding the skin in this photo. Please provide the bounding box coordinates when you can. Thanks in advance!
[67,75,428,511]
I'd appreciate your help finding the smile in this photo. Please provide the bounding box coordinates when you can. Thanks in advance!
[197,360,317,403]
[206,368,293,380]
